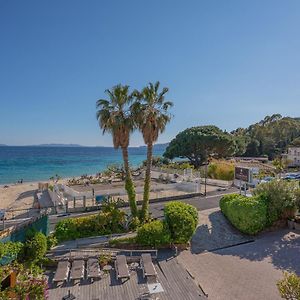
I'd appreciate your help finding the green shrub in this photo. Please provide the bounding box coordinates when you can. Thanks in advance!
[25,232,47,262]
[0,241,23,261]
[54,210,127,242]
[220,194,267,235]
[208,161,234,180]
[136,220,171,247]
[128,216,140,231]
[46,233,58,250]
[219,193,239,216]
[164,201,198,244]
[277,272,300,300]
[253,180,299,225]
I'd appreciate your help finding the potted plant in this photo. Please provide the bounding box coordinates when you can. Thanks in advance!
[98,254,112,268]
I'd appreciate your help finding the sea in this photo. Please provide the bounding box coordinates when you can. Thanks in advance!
[0,146,165,185]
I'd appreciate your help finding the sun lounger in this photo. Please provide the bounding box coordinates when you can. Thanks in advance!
[69,259,84,282]
[53,260,70,283]
[140,254,157,279]
[87,258,102,281]
[115,255,130,280]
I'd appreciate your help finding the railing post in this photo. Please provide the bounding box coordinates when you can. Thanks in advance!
[73,197,76,208]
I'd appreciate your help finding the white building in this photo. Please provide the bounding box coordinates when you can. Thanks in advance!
[287,147,300,167]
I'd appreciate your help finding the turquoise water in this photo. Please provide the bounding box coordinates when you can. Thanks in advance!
[0,146,164,184]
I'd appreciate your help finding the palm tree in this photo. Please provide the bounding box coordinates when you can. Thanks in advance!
[132,81,173,221]
[96,85,138,217]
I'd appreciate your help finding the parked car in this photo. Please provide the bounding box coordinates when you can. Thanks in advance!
[294,174,300,180]
[259,176,274,184]
[283,174,297,180]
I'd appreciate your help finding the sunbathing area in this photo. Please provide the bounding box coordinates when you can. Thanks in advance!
[47,250,204,300]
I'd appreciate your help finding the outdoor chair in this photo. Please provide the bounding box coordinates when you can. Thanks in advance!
[69,259,84,283]
[115,255,130,281]
[140,254,157,279]
[53,260,70,284]
[87,258,103,282]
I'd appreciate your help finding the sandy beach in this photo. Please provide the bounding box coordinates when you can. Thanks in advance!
[0,182,39,217]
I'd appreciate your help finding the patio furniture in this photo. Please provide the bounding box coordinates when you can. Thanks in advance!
[140,254,157,279]
[115,255,130,280]
[53,260,70,284]
[87,258,103,282]
[69,259,84,282]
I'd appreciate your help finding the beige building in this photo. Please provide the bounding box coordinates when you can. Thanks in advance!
[287,146,300,167]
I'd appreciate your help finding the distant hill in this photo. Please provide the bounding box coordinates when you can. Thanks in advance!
[33,144,83,147]
[137,143,169,151]
[0,143,169,149]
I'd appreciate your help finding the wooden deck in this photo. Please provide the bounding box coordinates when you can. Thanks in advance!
[47,257,204,300]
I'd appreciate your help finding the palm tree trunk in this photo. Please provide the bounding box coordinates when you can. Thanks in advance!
[122,147,138,217]
[141,142,153,221]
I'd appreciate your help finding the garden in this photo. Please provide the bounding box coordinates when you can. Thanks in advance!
[0,231,54,299]
[220,180,300,235]
[54,199,199,249]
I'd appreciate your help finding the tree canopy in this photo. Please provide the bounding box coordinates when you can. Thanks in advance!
[164,115,300,166]
[232,114,300,158]
[163,125,235,168]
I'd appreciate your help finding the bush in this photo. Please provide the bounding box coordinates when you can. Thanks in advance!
[164,201,198,244]
[277,272,300,300]
[46,233,58,250]
[219,193,240,216]
[54,210,127,242]
[208,161,234,180]
[128,216,140,231]
[253,180,299,225]
[220,194,267,235]
[136,220,171,247]
[25,232,47,262]
[0,241,23,261]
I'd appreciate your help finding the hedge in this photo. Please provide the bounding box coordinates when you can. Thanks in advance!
[136,220,171,247]
[164,201,198,244]
[54,210,126,242]
[220,194,267,235]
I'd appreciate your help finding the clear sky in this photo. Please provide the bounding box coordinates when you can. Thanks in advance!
[1,0,300,146]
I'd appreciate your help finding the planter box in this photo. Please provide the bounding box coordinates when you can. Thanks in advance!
[287,220,295,230]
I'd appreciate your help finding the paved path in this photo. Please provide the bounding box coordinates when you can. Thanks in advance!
[178,229,300,300]
[191,208,253,253]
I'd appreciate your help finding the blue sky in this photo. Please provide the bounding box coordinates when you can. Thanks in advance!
[0,0,300,146]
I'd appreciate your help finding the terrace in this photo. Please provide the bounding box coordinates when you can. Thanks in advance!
[47,250,205,300]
